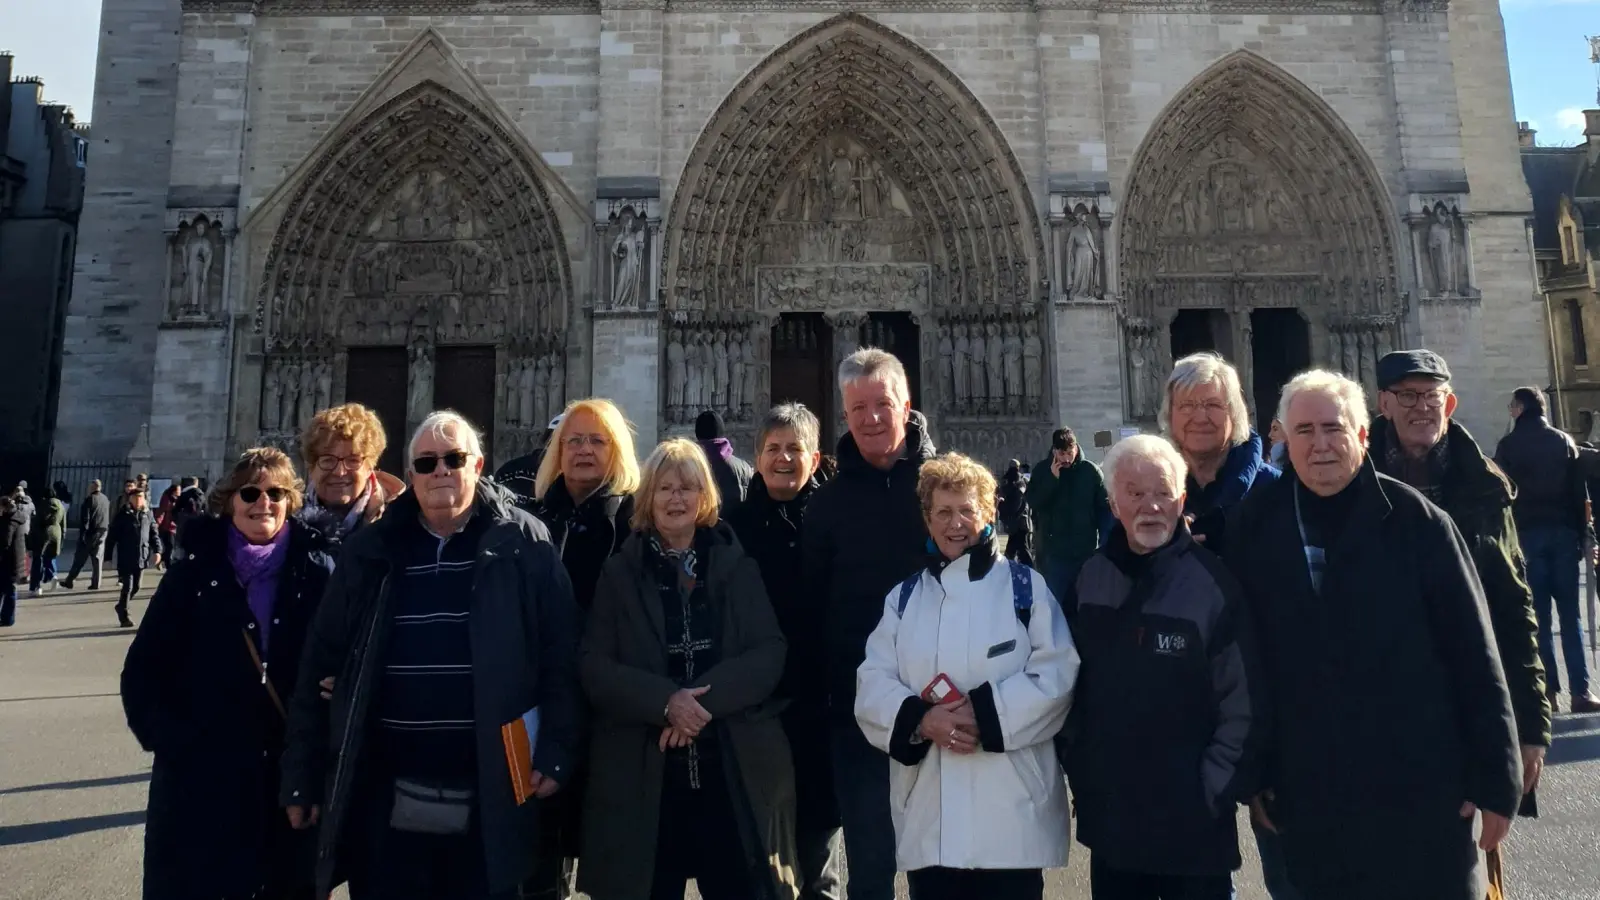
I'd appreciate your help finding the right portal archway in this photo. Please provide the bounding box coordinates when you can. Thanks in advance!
[1119,52,1402,422]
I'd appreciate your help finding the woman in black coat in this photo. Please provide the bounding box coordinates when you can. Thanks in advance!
[121,448,333,900]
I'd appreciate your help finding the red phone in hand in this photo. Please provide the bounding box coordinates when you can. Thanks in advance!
[921,673,963,706]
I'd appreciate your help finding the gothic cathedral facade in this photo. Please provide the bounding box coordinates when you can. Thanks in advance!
[58,0,1544,475]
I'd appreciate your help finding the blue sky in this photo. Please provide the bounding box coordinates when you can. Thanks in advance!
[0,0,1587,145]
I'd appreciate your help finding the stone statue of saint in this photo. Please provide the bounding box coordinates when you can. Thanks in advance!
[952,322,971,407]
[1065,210,1101,299]
[1129,336,1148,416]
[728,333,746,416]
[262,361,282,432]
[711,330,730,410]
[315,359,333,414]
[985,322,1004,405]
[666,329,687,414]
[547,354,565,422]
[1022,320,1044,408]
[968,324,988,406]
[740,335,758,410]
[182,219,216,316]
[828,146,858,220]
[519,358,536,426]
[279,361,300,433]
[1427,206,1457,295]
[685,333,706,413]
[1002,322,1023,407]
[533,357,551,429]
[408,339,433,421]
[937,325,954,405]
[611,215,646,310]
[502,360,520,425]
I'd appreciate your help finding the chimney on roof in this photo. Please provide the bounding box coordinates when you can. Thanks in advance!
[1586,110,1600,142]
[1519,121,1537,148]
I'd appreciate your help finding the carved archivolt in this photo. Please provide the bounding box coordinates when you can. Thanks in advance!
[1119,52,1402,416]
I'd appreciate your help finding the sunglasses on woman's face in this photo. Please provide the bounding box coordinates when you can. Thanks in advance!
[413,451,471,475]
[238,486,290,504]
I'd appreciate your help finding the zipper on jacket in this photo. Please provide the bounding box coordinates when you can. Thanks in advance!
[323,570,390,860]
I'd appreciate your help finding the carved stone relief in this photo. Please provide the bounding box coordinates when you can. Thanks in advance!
[663,313,763,426]
[1052,200,1107,302]
[1408,196,1473,299]
[165,210,233,323]
[757,264,930,311]
[259,354,334,433]
[934,310,1047,418]
[596,197,662,312]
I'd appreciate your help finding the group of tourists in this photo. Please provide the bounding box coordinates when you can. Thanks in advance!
[102,337,1576,900]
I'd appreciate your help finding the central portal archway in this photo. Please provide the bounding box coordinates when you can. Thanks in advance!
[664,14,1048,462]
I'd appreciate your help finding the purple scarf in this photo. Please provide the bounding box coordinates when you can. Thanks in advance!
[227,523,291,652]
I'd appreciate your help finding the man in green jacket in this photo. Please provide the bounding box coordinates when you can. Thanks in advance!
[1029,426,1110,615]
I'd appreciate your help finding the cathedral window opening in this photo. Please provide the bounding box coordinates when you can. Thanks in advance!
[1569,298,1589,367]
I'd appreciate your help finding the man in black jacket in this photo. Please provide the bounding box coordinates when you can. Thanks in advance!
[1494,386,1600,712]
[61,479,110,591]
[0,494,24,627]
[280,411,581,900]
[1228,370,1520,900]
[801,348,935,900]
[727,401,839,900]
[695,409,754,514]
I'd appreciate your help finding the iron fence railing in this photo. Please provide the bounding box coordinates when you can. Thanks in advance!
[48,460,127,528]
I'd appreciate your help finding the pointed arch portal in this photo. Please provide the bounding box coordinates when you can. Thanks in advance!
[663,14,1049,462]
[253,81,573,466]
[1118,52,1402,424]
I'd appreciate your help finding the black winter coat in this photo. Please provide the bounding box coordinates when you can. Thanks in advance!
[1225,462,1521,899]
[120,516,333,900]
[1495,412,1588,532]
[700,438,755,514]
[1,508,25,584]
[802,412,936,721]
[111,506,161,577]
[534,475,635,616]
[279,483,582,897]
[80,490,111,536]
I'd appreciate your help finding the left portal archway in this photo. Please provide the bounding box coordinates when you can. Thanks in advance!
[254,82,572,466]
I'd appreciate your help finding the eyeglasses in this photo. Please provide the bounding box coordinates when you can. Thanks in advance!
[1175,400,1229,416]
[1387,387,1450,409]
[239,486,290,504]
[655,484,701,498]
[414,451,471,474]
[564,434,610,450]
[316,454,366,473]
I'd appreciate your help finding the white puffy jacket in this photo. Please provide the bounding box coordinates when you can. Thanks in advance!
[855,550,1080,873]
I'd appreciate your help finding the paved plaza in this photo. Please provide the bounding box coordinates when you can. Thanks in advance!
[4,555,1600,900]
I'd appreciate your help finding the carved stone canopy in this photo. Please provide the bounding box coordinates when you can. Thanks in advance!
[1406,193,1474,300]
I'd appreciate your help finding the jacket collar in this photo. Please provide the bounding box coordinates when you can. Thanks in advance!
[1369,417,1513,510]
[835,410,936,476]
[174,513,328,563]
[925,526,998,582]
[743,472,816,515]
[1283,454,1395,524]
[541,474,623,518]
[353,479,523,563]
[1103,519,1194,576]
[1189,429,1272,506]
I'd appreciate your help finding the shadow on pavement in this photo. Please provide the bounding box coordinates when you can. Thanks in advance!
[0,810,146,846]
[0,772,150,796]
[1548,715,1600,766]
[0,692,120,704]
[0,628,137,642]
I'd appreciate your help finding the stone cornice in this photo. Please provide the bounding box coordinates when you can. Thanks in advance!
[184,0,1426,14]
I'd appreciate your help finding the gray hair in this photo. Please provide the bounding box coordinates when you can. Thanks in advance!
[837,347,910,403]
[1277,369,1370,435]
[757,402,821,455]
[1160,352,1251,447]
[408,410,485,468]
[1102,434,1189,493]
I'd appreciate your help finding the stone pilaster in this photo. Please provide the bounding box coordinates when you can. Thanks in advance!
[592,311,662,452]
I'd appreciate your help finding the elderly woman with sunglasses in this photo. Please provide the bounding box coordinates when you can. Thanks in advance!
[120,447,334,900]
[298,403,406,557]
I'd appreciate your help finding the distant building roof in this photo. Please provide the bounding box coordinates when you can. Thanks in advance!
[1523,146,1585,252]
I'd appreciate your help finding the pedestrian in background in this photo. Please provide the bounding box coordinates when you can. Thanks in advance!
[1028,427,1110,616]
[998,459,1034,567]
[61,478,110,591]
[109,487,161,628]
[695,409,755,515]
[27,484,66,596]
[0,494,25,626]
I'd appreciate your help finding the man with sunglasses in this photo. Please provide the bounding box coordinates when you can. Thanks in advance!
[1370,351,1550,818]
[282,410,581,900]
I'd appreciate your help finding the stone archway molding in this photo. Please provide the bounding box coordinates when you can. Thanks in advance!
[1118,50,1404,416]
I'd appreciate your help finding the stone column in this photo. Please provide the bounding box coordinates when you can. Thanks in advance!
[593,310,662,452]
[1049,189,1124,434]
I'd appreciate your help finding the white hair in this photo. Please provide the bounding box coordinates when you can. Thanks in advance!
[1160,352,1251,447]
[1276,369,1370,434]
[407,410,485,467]
[1102,434,1189,492]
[837,347,910,403]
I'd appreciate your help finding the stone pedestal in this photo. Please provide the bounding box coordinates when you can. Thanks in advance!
[1053,300,1126,440]
[1415,296,1490,436]
[591,311,661,454]
[147,323,233,480]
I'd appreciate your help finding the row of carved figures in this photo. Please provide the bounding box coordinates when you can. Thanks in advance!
[262,357,335,433]
[502,353,569,431]
[664,325,759,425]
[935,317,1046,418]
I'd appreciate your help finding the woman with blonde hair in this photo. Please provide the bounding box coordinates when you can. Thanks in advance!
[121,447,334,900]
[856,452,1079,900]
[580,438,797,900]
[297,403,405,556]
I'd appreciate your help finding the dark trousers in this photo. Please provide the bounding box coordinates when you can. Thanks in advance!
[1090,857,1235,900]
[1041,554,1088,617]
[829,721,896,900]
[784,706,842,900]
[0,583,15,625]
[28,548,57,591]
[649,776,753,900]
[907,867,1043,900]
[158,530,175,566]
[1524,525,1588,696]
[1252,821,1303,900]
[348,827,513,900]
[117,570,144,615]
[64,531,104,588]
[1004,526,1034,568]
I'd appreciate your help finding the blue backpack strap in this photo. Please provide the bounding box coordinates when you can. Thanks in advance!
[896,574,920,617]
[1010,561,1033,628]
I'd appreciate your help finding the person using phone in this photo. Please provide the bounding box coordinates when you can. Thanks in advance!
[856,452,1079,900]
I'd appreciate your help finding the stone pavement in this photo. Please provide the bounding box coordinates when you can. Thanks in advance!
[4,565,1600,900]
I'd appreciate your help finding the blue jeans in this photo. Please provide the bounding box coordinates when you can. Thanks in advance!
[1041,555,1088,617]
[1253,820,1303,900]
[830,720,896,900]
[0,583,16,625]
[1523,525,1588,696]
[29,550,57,591]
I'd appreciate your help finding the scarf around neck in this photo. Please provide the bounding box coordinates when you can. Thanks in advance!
[301,474,376,541]
[228,523,291,652]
